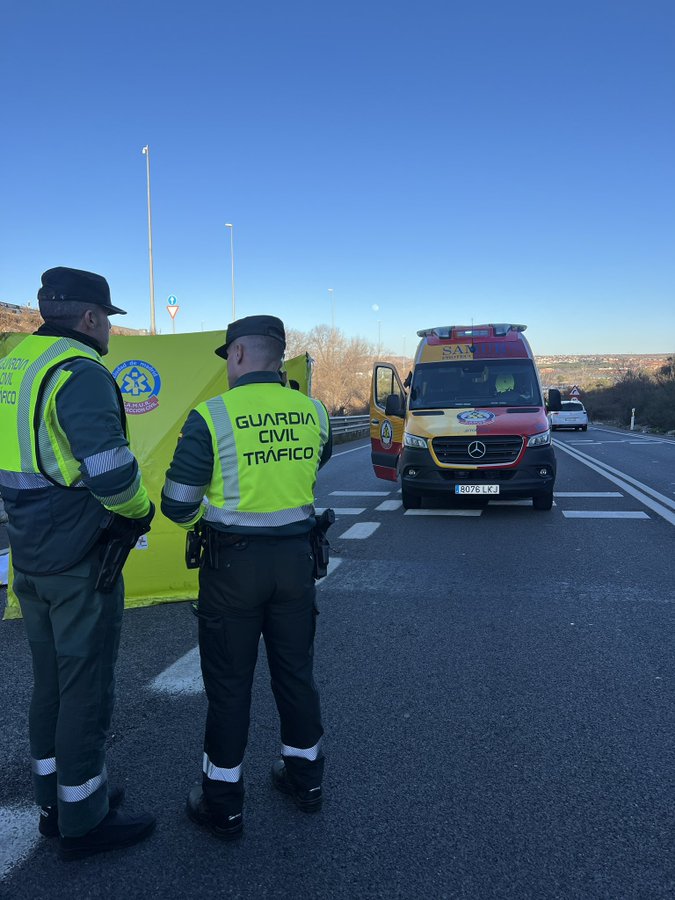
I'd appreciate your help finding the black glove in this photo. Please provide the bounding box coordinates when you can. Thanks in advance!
[136,500,155,532]
[102,502,155,540]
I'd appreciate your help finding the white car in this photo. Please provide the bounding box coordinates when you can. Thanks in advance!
[549,400,589,431]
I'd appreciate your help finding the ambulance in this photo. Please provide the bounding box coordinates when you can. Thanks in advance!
[370,323,562,510]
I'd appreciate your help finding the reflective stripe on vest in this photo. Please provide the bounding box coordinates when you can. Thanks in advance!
[196,383,329,523]
[0,335,103,487]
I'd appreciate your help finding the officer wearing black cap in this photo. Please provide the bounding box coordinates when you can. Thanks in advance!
[161,315,332,839]
[0,267,156,859]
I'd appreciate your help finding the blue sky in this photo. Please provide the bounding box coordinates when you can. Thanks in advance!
[1,0,673,355]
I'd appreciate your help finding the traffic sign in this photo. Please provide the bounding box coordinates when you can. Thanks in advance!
[569,385,581,397]
[167,296,179,320]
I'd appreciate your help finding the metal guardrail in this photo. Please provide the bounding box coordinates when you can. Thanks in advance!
[329,414,370,439]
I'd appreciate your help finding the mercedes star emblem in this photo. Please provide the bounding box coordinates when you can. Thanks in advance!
[468,441,486,459]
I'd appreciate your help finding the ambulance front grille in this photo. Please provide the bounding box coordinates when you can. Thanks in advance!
[431,436,523,465]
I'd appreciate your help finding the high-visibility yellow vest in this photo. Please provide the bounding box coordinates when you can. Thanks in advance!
[196,381,330,528]
[0,335,107,489]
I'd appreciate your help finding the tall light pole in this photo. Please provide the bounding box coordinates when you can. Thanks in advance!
[225,223,236,321]
[328,288,334,330]
[141,146,156,334]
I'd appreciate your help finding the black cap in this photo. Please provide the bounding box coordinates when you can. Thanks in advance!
[215,315,286,359]
[37,267,127,315]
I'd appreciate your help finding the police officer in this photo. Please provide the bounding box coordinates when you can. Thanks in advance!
[161,315,332,839]
[0,267,156,860]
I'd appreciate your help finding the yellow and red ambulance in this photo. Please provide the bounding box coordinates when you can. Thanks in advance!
[370,323,561,510]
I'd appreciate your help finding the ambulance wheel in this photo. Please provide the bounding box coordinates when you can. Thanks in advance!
[581,425,587,431]
[401,487,422,509]
[532,490,553,511]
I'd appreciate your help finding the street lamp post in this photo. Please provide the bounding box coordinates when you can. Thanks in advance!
[225,224,236,321]
[328,288,334,330]
[141,145,156,335]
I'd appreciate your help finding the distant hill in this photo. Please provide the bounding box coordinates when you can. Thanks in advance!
[536,353,671,391]
[0,301,147,336]
[383,351,673,393]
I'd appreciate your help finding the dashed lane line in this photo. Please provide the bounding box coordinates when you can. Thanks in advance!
[148,559,344,696]
[329,491,391,496]
[315,507,365,516]
[554,440,675,527]
[404,509,483,517]
[562,511,650,519]
[489,499,542,506]
[0,804,40,882]
[375,500,402,511]
[339,522,381,539]
[554,492,623,498]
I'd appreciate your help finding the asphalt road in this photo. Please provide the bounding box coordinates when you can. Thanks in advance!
[1,426,673,899]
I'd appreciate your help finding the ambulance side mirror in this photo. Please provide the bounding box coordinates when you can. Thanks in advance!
[385,394,404,417]
[547,388,562,412]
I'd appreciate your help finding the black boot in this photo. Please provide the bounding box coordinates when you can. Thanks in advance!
[186,785,243,840]
[59,808,156,861]
[39,785,126,838]
[271,759,322,812]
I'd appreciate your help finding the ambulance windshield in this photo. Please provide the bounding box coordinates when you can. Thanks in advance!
[409,359,542,410]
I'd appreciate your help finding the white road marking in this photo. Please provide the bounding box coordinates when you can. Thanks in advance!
[332,444,370,457]
[0,550,8,588]
[149,559,344,695]
[330,491,390,496]
[553,441,675,527]
[404,509,483,516]
[562,511,650,519]
[339,522,381,538]
[315,507,365,516]
[0,805,39,881]
[489,499,537,506]
[554,492,623,498]
[375,500,402,511]
[150,647,203,695]
[322,557,343,580]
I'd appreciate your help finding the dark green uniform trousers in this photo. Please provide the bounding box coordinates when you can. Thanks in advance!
[14,545,123,837]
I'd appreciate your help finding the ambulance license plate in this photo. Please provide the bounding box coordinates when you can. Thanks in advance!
[455,484,500,495]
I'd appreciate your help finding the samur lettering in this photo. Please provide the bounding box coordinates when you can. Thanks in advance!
[235,409,318,466]
[441,345,470,358]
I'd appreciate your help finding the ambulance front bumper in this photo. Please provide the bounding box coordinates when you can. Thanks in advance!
[400,445,557,498]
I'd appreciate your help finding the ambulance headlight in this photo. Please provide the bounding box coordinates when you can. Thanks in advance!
[527,429,551,447]
[404,432,428,449]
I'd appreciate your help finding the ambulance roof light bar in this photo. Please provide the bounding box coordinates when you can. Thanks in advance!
[416,323,527,338]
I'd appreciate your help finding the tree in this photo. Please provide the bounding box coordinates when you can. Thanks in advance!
[286,325,376,414]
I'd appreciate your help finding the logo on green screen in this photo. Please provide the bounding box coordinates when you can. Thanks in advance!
[112,359,161,415]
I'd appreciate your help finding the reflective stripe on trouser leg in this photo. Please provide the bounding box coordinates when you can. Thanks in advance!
[58,767,108,803]
[281,740,322,761]
[281,739,325,792]
[31,756,57,807]
[201,753,245,816]
[202,752,242,783]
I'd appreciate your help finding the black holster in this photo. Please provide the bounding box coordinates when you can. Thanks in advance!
[95,512,151,593]
[185,521,207,569]
[310,509,335,580]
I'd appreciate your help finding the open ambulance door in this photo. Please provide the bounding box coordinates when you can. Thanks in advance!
[370,363,406,481]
